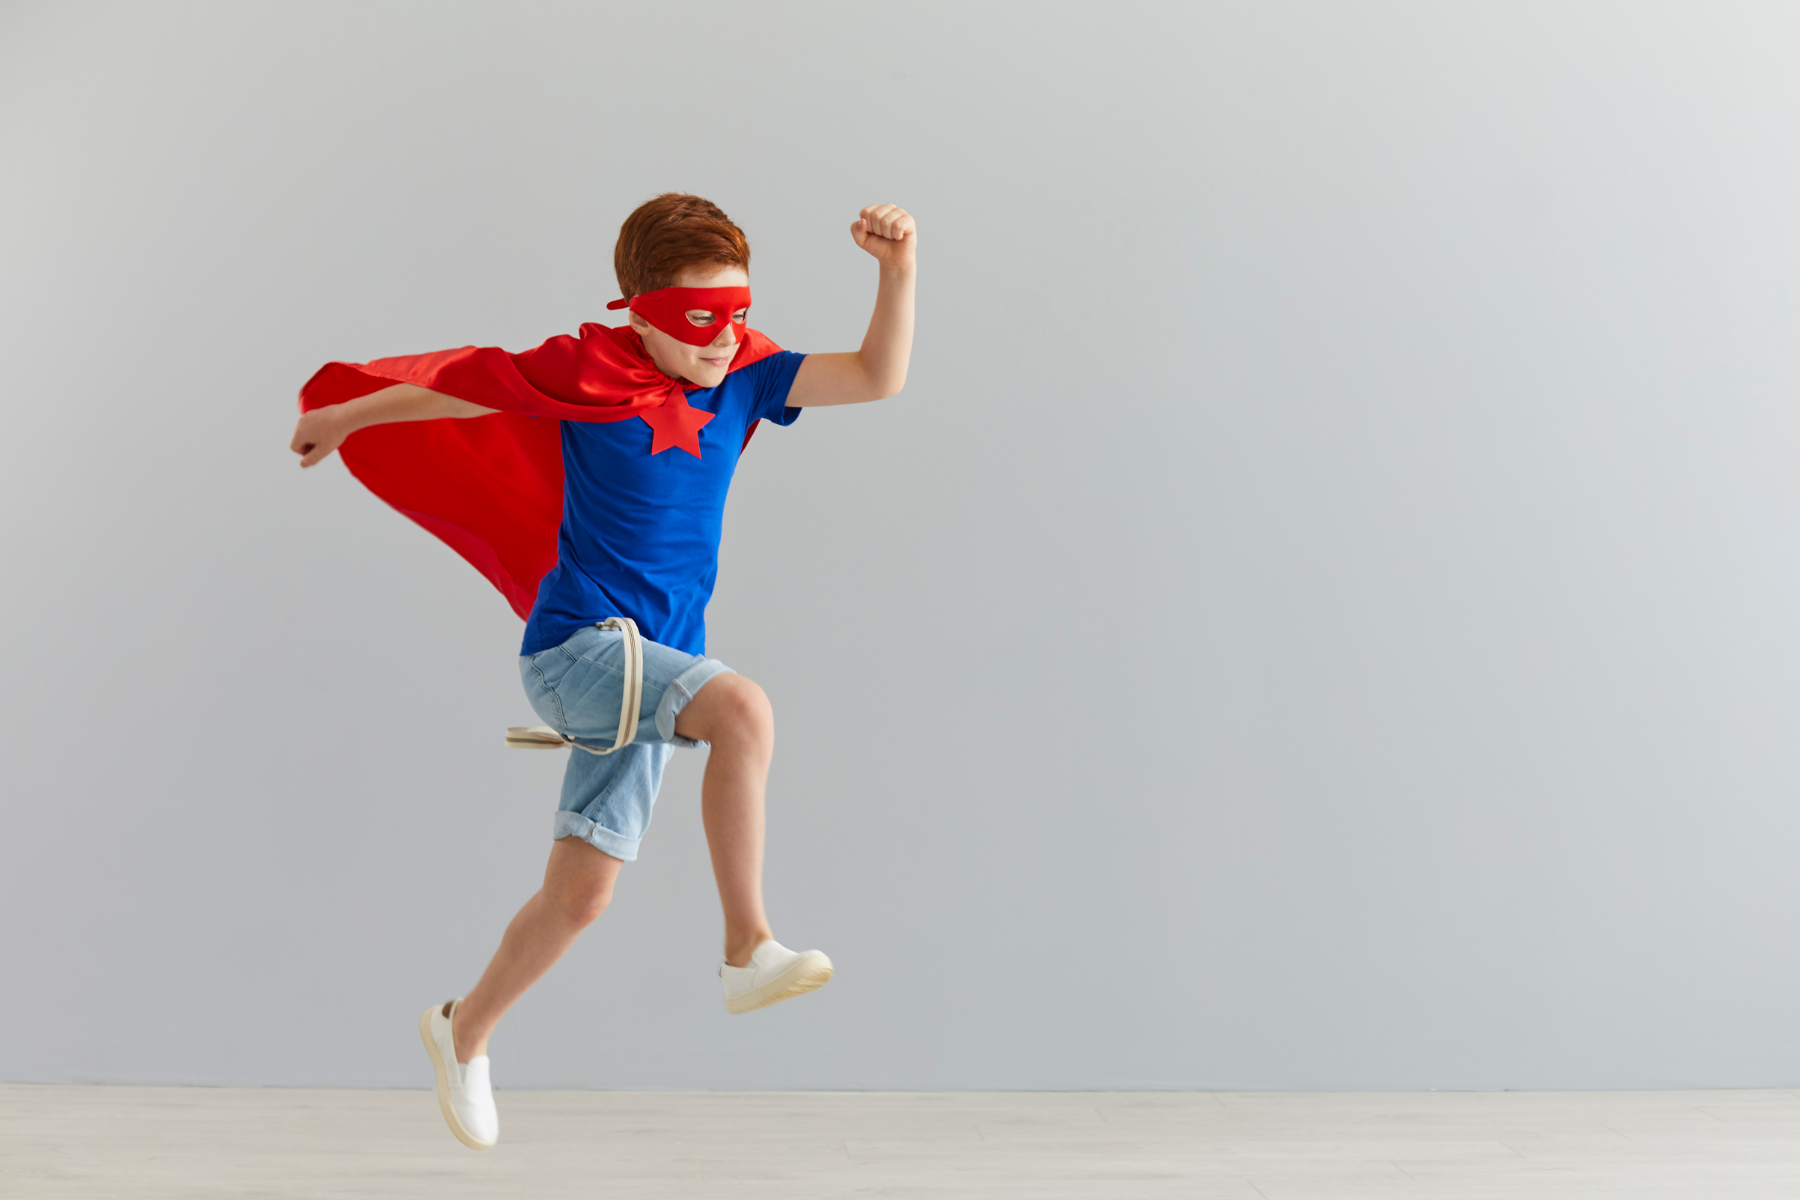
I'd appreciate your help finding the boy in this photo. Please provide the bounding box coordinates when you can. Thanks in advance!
[289,194,915,1149]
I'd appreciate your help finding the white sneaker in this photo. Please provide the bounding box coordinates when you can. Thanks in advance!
[418,999,498,1149]
[720,939,834,1014]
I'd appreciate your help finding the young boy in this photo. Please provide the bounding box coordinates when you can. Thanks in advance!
[289,194,915,1149]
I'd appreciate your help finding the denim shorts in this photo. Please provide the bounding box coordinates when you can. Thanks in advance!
[519,624,733,862]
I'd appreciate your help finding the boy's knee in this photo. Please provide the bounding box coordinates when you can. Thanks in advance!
[691,673,773,748]
[549,874,613,927]
[716,675,774,744]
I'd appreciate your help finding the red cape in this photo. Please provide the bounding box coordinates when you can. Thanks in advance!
[298,322,782,618]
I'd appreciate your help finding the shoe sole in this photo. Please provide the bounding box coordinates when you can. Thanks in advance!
[418,1005,496,1151]
[725,951,834,1014]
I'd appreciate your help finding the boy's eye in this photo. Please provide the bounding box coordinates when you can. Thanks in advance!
[732,309,748,323]
[685,311,716,326]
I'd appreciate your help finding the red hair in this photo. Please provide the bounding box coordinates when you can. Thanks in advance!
[613,193,750,300]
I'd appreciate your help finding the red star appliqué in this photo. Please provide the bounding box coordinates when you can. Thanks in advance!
[639,387,714,458]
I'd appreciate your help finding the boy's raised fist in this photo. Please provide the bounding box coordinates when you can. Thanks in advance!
[851,204,916,268]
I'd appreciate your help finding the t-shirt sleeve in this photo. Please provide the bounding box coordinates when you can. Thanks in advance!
[748,350,807,427]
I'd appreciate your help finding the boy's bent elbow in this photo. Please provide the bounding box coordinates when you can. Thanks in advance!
[870,370,908,401]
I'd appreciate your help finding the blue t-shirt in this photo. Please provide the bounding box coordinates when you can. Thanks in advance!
[520,350,806,656]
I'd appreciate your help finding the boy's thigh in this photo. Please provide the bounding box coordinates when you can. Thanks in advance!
[553,742,671,862]
[520,623,734,750]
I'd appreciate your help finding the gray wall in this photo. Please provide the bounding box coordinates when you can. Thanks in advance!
[3,1,1797,1090]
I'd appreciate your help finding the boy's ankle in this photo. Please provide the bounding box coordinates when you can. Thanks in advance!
[723,931,773,969]
[451,1003,488,1062]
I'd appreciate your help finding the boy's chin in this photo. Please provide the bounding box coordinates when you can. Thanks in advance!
[684,367,729,388]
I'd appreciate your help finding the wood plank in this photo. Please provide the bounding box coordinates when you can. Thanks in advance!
[3,1086,1798,1199]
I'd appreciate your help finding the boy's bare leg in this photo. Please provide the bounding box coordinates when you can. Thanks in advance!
[452,837,621,1060]
[451,670,771,1060]
[674,672,777,967]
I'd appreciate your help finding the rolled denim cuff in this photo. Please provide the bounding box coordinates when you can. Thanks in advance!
[552,810,639,862]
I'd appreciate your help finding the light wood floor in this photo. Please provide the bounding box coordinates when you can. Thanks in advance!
[5,1084,1799,1198]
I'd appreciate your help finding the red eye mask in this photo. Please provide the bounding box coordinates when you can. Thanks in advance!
[606,286,752,348]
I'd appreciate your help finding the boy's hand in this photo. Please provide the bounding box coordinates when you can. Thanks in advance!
[291,406,350,467]
[851,204,916,269]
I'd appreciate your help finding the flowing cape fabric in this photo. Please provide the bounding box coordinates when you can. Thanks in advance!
[298,322,782,618]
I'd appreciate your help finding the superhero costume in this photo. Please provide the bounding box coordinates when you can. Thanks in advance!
[297,287,792,634]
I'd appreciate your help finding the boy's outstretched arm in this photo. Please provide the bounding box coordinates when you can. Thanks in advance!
[290,385,496,467]
[786,204,916,407]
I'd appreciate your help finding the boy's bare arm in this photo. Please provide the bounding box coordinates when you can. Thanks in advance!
[787,204,916,408]
[290,384,497,467]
